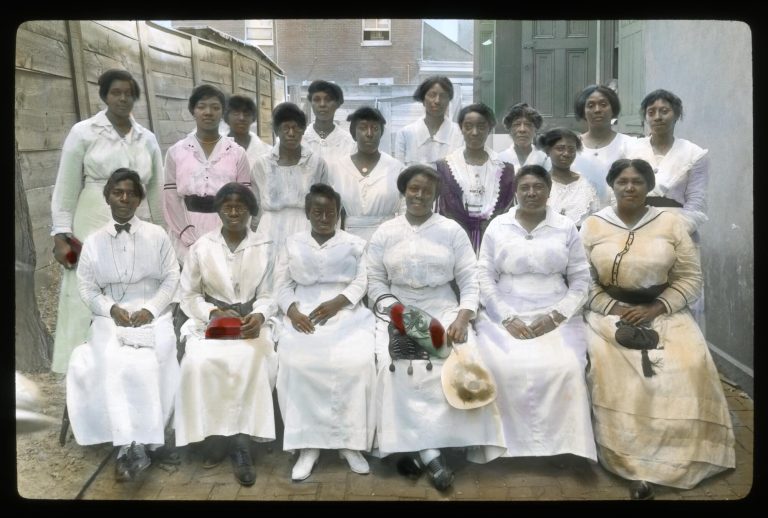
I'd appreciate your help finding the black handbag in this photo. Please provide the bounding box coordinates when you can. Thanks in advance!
[614,320,662,377]
[374,294,433,375]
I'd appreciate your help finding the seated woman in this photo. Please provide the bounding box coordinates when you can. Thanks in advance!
[67,168,180,482]
[326,106,404,242]
[174,183,278,487]
[435,103,516,253]
[275,183,376,481]
[580,158,735,499]
[474,165,596,465]
[538,128,600,228]
[497,102,548,169]
[366,165,505,492]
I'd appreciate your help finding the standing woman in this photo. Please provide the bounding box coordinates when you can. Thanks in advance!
[435,103,516,253]
[572,85,635,207]
[302,80,356,162]
[251,102,329,249]
[539,128,600,228]
[394,76,464,167]
[497,102,548,169]
[224,94,271,170]
[50,68,164,373]
[163,84,251,265]
[326,106,404,242]
[579,159,733,499]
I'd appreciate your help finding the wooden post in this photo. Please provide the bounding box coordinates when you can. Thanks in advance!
[136,21,160,135]
[66,20,91,120]
[231,49,239,95]
[190,36,201,85]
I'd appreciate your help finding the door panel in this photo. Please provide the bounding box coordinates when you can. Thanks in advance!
[617,20,645,135]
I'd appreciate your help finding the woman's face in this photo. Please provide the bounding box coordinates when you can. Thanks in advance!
[423,83,451,118]
[107,179,142,223]
[217,194,250,232]
[354,119,382,154]
[404,174,437,219]
[644,98,678,138]
[612,167,649,210]
[226,108,255,138]
[277,121,305,151]
[548,137,578,169]
[515,174,550,211]
[310,91,339,123]
[460,111,491,151]
[193,95,224,132]
[584,91,614,129]
[307,194,339,237]
[508,116,536,149]
[105,79,136,119]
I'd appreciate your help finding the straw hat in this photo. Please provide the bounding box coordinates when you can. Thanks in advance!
[440,341,497,410]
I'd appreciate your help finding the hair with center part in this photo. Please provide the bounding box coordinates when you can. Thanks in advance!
[606,158,656,190]
[188,84,226,115]
[214,182,259,216]
[103,168,145,202]
[307,80,344,105]
[226,95,257,119]
[347,106,386,138]
[574,84,621,121]
[515,164,552,189]
[502,102,543,130]
[272,102,307,130]
[458,103,496,128]
[640,89,684,121]
[413,76,454,102]
[396,164,441,195]
[98,69,141,102]
[536,127,583,153]
[304,183,342,218]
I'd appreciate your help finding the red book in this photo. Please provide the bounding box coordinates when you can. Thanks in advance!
[205,316,242,339]
[64,236,82,265]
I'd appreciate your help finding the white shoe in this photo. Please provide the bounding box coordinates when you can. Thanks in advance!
[338,449,370,475]
[291,448,320,481]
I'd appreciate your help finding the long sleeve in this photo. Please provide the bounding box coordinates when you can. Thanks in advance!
[234,150,252,185]
[179,244,216,323]
[162,148,198,246]
[51,127,87,235]
[77,236,116,317]
[657,217,703,313]
[580,220,618,315]
[477,221,518,322]
[250,245,277,320]
[394,128,406,164]
[679,154,709,233]
[340,246,368,306]
[146,138,166,227]
[141,233,179,318]
[550,224,590,319]
[365,228,391,307]
[452,226,479,315]
[274,244,298,314]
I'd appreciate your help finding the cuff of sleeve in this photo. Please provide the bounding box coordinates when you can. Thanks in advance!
[340,287,363,306]
[252,301,276,320]
[51,227,73,237]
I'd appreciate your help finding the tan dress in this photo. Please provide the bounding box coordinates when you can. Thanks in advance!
[579,206,734,489]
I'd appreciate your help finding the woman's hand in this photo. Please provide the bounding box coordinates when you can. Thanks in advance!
[503,316,535,340]
[129,309,154,327]
[240,313,264,339]
[287,303,315,334]
[110,304,132,327]
[529,313,558,337]
[309,295,349,326]
[620,301,666,326]
[446,309,473,344]
[52,234,75,269]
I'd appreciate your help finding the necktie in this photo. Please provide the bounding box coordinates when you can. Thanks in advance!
[115,223,131,234]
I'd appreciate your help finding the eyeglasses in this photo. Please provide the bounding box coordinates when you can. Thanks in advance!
[110,189,140,199]
[220,205,249,215]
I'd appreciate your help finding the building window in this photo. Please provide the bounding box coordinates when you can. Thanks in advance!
[362,19,391,46]
[245,19,274,46]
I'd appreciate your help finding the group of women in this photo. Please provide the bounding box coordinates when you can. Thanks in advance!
[51,70,733,500]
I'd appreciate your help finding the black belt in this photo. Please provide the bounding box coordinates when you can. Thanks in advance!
[204,293,256,317]
[184,195,216,213]
[645,196,683,208]
[602,283,669,305]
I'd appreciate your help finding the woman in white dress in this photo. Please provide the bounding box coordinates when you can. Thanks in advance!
[251,102,329,250]
[580,158,733,499]
[50,69,165,373]
[394,76,464,167]
[302,80,356,162]
[224,94,271,170]
[539,128,600,228]
[572,85,636,207]
[497,102,548,169]
[67,169,179,482]
[175,183,278,487]
[326,106,404,242]
[474,165,596,465]
[366,165,505,492]
[275,184,376,481]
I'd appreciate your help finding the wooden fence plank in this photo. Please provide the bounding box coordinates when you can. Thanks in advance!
[199,60,233,90]
[145,23,192,57]
[15,71,76,113]
[15,27,72,78]
[137,21,159,135]
[147,46,192,78]
[19,150,62,191]
[190,36,201,85]
[67,20,91,121]
[152,72,195,101]
[16,20,68,42]
[93,20,139,40]
[16,110,78,152]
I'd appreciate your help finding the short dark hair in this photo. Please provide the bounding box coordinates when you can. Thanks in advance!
[347,106,386,138]
[502,103,543,130]
[413,76,454,102]
[213,182,259,216]
[396,164,441,195]
[103,168,145,202]
[458,103,496,128]
[640,89,684,121]
[272,102,307,130]
[574,85,621,120]
[188,84,227,115]
[536,127,583,153]
[606,158,656,191]
[225,95,257,119]
[307,80,344,105]
[98,69,141,103]
[304,183,342,218]
[515,164,551,190]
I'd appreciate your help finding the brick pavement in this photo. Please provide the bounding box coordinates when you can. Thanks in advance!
[78,379,753,502]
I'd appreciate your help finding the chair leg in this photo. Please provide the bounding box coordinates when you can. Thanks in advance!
[59,403,70,446]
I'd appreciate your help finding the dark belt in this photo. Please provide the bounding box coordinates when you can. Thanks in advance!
[645,196,683,208]
[602,283,669,305]
[184,195,216,213]
[204,293,256,317]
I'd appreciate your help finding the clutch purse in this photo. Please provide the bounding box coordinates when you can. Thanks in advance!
[614,320,661,377]
[205,316,242,339]
[64,235,82,265]
[116,325,155,349]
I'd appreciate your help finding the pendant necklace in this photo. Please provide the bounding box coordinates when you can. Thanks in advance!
[110,232,136,303]
[196,133,222,145]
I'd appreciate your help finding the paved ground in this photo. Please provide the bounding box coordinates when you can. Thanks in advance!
[71,378,753,503]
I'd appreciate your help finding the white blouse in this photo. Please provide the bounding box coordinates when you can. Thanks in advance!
[548,175,600,228]
[251,145,329,214]
[393,117,464,167]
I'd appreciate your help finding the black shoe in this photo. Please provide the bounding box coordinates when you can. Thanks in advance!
[396,454,423,479]
[424,455,454,491]
[202,436,230,468]
[629,480,655,500]
[148,445,182,466]
[115,453,133,482]
[230,447,256,486]
[126,441,151,478]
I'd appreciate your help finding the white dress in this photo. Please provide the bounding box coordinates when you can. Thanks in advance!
[366,213,505,459]
[274,230,376,451]
[251,145,329,250]
[301,123,357,162]
[393,117,464,167]
[573,132,635,206]
[174,228,278,446]
[326,151,404,242]
[67,216,179,447]
[474,208,596,461]
[497,146,548,170]
[548,175,600,228]
[243,131,272,170]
